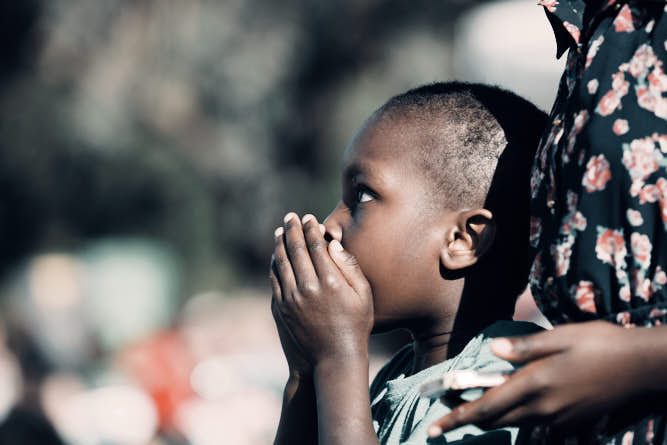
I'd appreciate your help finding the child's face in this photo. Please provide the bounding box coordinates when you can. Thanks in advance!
[324,118,452,332]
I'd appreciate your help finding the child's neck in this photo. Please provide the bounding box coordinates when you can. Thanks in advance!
[407,278,499,373]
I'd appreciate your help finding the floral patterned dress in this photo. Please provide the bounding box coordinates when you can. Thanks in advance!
[527,0,667,443]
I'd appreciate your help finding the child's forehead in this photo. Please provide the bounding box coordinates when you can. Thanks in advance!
[345,116,424,163]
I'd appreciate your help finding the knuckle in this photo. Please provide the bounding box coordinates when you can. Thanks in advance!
[525,368,549,392]
[298,280,320,297]
[308,237,326,252]
[535,399,557,417]
[323,274,340,290]
[513,338,530,357]
[473,402,492,421]
[452,405,471,423]
[274,255,290,269]
[287,240,307,254]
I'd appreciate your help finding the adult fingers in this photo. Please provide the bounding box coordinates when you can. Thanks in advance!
[273,226,298,302]
[301,214,339,279]
[328,239,371,298]
[428,369,536,436]
[282,212,318,292]
[489,328,568,363]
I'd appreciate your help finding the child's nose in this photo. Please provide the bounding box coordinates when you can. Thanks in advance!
[323,202,344,244]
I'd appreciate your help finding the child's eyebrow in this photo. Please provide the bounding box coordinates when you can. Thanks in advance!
[343,162,379,184]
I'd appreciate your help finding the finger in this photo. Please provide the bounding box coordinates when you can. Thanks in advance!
[328,239,370,297]
[301,214,339,278]
[283,212,318,291]
[273,226,298,301]
[479,400,542,429]
[269,263,283,302]
[428,371,535,436]
[490,329,568,363]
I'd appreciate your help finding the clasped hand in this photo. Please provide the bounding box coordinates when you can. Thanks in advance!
[270,213,374,376]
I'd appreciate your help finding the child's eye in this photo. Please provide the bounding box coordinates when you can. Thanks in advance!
[358,190,374,203]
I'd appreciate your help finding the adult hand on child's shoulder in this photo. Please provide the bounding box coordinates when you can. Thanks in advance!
[271,212,374,369]
[428,320,666,435]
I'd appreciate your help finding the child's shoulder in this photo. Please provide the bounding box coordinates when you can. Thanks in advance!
[456,320,544,374]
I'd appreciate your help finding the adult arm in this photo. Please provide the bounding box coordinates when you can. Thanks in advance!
[272,213,380,445]
[428,321,667,435]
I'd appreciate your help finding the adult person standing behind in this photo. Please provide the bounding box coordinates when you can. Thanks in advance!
[429,0,667,443]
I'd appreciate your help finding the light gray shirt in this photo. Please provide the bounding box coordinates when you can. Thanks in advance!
[370,320,542,445]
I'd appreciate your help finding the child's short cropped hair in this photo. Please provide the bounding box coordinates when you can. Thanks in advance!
[375,82,548,319]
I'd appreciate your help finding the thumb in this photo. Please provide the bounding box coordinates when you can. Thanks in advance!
[328,240,371,298]
[490,329,566,363]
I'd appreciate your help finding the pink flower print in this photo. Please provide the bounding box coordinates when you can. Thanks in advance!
[621,431,634,445]
[655,178,667,222]
[620,284,631,302]
[596,228,627,268]
[630,232,652,269]
[637,85,659,112]
[596,72,629,116]
[530,167,543,199]
[573,281,597,313]
[612,71,630,94]
[647,419,655,443]
[613,4,635,33]
[638,183,659,203]
[647,65,667,90]
[537,0,559,13]
[616,311,633,326]
[645,65,667,118]
[553,236,573,277]
[529,216,542,247]
[655,266,667,286]
[613,119,629,135]
[582,154,612,192]
[529,252,543,288]
[571,211,587,231]
[622,136,659,182]
[628,44,657,79]
[626,209,644,226]
[597,90,622,116]
[657,134,667,153]
[560,190,587,234]
[632,270,652,301]
[587,78,599,94]
[562,21,580,45]
[565,110,589,159]
[585,36,604,69]
[649,307,666,322]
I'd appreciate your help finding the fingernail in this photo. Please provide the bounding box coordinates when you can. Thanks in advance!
[490,338,513,356]
[330,239,343,252]
[274,227,284,237]
[284,213,297,224]
[302,214,315,224]
[428,426,442,438]
[319,224,326,235]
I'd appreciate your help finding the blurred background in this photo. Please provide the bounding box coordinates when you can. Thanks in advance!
[0,1,562,444]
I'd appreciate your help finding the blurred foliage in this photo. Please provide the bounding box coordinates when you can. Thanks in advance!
[0,0,476,296]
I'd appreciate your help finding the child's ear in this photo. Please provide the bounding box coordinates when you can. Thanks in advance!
[440,208,495,270]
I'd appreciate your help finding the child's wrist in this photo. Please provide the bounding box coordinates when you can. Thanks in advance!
[313,349,370,378]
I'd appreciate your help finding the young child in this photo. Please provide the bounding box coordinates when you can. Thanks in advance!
[270,82,548,445]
